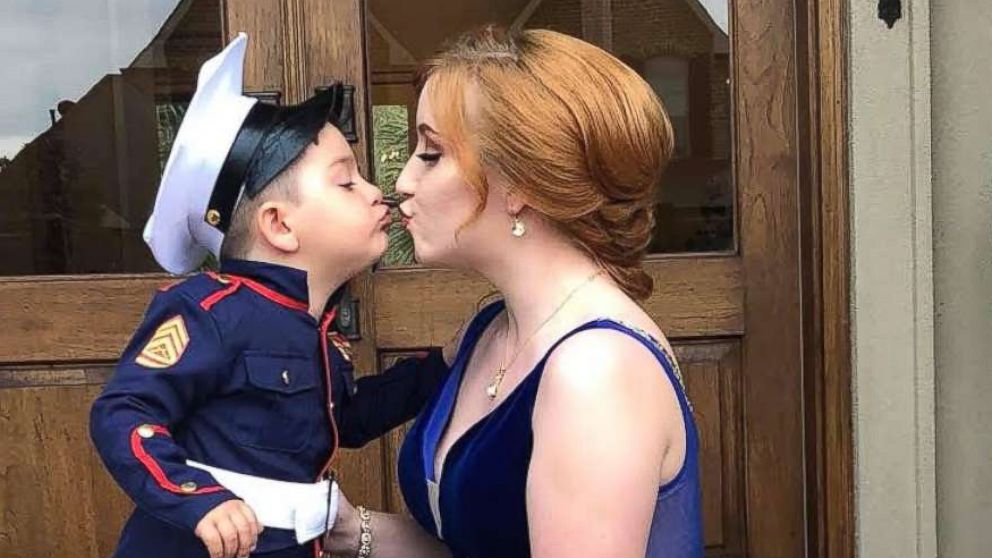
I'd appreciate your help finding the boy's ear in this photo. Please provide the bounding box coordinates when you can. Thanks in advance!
[254,201,299,253]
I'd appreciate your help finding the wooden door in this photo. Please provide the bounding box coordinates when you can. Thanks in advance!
[340,1,806,557]
[0,1,822,557]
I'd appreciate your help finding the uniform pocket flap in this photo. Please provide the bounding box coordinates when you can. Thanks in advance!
[243,353,317,395]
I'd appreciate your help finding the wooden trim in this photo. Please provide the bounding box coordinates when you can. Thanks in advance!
[734,0,806,555]
[281,0,308,104]
[0,275,171,363]
[373,256,744,348]
[0,365,113,388]
[799,0,855,556]
[298,0,387,510]
[223,0,286,93]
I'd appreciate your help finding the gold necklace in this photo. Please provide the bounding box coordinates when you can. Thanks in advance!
[486,270,604,400]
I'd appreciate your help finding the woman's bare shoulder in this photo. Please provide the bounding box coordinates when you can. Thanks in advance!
[532,295,683,438]
[573,294,676,360]
[530,325,682,477]
[540,325,668,397]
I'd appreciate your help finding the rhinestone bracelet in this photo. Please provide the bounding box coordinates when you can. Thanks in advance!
[356,505,373,558]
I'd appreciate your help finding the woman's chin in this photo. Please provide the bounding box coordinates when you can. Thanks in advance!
[398,235,444,267]
[409,241,428,264]
[413,246,447,267]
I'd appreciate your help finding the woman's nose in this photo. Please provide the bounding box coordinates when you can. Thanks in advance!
[395,160,415,196]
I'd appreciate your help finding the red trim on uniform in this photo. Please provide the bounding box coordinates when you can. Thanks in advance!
[316,308,341,478]
[238,275,310,312]
[314,309,341,558]
[158,279,182,292]
[200,273,243,310]
[201,272,310,313]
[129,425,226,495]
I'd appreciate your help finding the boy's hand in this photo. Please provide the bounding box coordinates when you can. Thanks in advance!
[195,500,263,558]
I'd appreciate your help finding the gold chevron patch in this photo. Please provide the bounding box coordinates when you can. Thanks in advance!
[136,315,190,369]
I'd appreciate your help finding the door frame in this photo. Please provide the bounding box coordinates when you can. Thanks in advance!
[0,0,854,555]
[798,0,854,557]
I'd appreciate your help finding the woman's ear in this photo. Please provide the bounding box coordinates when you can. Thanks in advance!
[254,201,300,253]
[504,190,526,216]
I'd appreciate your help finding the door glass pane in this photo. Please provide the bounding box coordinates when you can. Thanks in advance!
[369,0,733,267]
[0,0,223,275]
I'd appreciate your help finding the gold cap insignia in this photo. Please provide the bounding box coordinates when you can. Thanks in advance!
[136,315,190,369]
[206,209,221,226]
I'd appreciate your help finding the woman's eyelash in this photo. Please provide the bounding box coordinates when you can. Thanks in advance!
[339,182,356,189]
[416,152,441,163]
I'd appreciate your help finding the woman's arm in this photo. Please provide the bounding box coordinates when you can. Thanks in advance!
[328,490,451,558]
[334,348,449,447]
[527,329,686,558]
[334,318,469,448]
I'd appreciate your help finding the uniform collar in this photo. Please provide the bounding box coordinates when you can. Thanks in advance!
[219,258,310,307]
[217,258,345,318]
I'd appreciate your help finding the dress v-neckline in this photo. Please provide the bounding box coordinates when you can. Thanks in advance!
[424,302,687,488]
[410,303,694,548]
[428,302,526,484]
[419,304,692,549]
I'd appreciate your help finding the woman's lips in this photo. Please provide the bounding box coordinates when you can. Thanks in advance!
[398,204,413,227]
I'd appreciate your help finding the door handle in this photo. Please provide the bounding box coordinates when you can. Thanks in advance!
[315,83,357,143]
[333,286,361,341]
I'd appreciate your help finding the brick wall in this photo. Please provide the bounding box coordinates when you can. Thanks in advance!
[709,53,731,160]
[529,0,715,58]
[528,0,585,38]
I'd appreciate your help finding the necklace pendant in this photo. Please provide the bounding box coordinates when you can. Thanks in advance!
[487,368,504,399]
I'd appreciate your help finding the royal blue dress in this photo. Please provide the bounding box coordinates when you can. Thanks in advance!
[398,301,704,557]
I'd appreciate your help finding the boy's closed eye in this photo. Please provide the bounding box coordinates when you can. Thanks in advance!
[327,163,355,190]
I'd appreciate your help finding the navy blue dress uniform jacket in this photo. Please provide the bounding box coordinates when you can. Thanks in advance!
[90,259,448,557]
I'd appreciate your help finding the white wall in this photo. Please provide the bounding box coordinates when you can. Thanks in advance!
[931,2,992,557]
[848,0,937,556]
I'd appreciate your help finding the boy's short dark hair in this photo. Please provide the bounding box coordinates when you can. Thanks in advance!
[219,163,301,260]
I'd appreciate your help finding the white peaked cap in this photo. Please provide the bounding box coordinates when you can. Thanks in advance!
[143,33,258,274]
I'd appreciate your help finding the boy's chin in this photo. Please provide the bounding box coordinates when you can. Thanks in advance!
[372,235,389,257]
[366,245,388,267]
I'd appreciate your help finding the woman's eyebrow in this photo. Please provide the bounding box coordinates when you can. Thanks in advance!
[417,123,438,137]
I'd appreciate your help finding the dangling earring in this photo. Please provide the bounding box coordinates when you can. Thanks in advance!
[511,215,526,237]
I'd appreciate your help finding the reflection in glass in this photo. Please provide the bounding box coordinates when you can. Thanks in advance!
[373,106,416,267]
[0,0,222,275]
[368,0,733,260]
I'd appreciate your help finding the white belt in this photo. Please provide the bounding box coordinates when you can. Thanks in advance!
[187,460,339,544]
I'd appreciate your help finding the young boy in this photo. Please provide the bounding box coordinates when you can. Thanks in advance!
[90,34,448,558]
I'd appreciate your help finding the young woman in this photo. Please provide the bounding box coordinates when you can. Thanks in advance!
[329,26,702,558]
